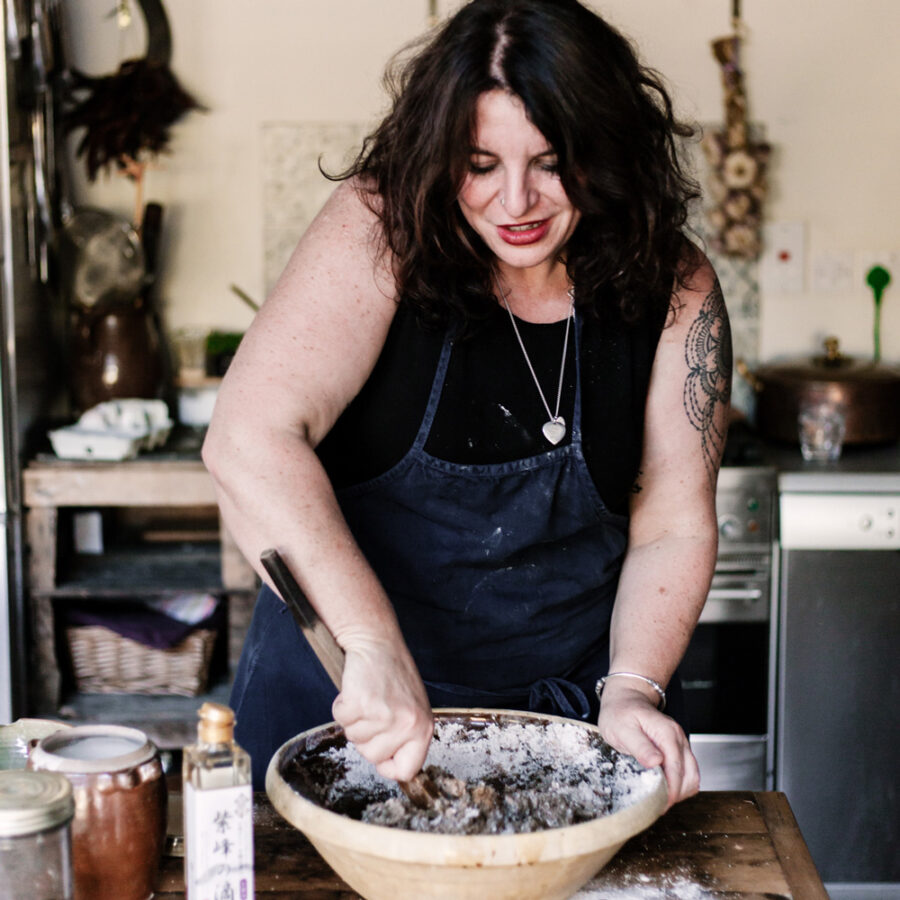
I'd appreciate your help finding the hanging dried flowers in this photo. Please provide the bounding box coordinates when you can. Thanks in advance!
[65,57,202,182]
[62,0,204,225]
[702,31,770,260]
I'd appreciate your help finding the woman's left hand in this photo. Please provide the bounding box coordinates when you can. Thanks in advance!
[596,680,700,810]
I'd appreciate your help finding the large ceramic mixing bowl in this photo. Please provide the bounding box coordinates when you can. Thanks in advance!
[266,708,667,900]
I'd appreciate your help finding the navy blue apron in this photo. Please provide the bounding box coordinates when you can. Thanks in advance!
[231,314,684,787]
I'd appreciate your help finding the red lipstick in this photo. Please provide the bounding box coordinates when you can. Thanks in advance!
[497,219,550,245]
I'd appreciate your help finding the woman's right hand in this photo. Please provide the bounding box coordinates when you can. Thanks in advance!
[331,636,434,782]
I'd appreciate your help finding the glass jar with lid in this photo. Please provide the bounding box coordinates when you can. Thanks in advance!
[0,769,74,900]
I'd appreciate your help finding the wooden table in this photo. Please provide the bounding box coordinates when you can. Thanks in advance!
[156,791,828,899]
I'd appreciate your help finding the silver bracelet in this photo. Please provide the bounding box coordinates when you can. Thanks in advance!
[595,672,667,712]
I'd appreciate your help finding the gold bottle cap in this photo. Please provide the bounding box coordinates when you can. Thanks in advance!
[197,702,235,744]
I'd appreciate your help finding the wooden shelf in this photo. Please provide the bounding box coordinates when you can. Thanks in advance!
[23,454,258,714]
[35,542,227,598]
[56,674,235,750]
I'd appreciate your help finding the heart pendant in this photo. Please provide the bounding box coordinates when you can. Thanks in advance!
[542,417,566,445]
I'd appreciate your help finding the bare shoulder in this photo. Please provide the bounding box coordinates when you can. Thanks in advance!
[665,247,726,334]
[213,179,399,444]
[243,176,397,361]
[270,178,395,310]
[658,249,732,403]
[640,247,732,492]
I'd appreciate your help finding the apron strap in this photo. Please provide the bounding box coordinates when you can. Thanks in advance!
[529,677,591,720]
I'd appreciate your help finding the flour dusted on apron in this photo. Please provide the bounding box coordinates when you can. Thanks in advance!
[336,314,628,704]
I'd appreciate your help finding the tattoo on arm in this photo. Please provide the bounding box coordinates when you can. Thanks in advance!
[631,470,644,494]
[683,279,732,483]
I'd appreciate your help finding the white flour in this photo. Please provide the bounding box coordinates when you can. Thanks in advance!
[575,868,716,899]
[286,716,662,834]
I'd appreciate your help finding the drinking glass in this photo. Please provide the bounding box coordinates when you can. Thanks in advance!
[798,400,846,461]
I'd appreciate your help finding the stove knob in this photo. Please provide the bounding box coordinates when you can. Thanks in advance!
[718,515,742,540]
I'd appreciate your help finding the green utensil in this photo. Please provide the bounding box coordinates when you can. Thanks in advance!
[866,264,891,363]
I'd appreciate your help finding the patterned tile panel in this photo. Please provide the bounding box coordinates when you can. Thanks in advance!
[262,122,370,295]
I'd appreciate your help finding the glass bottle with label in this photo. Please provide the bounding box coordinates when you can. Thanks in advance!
[183,702,254,899]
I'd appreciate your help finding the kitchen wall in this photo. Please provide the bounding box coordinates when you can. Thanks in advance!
[61,0,900,375]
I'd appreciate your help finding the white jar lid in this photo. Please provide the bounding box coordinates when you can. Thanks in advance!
[0,770,74,836]
[29,724,157,775]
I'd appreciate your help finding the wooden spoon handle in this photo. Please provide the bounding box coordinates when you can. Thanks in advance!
[259,549,439,809]
[260,548,345,688]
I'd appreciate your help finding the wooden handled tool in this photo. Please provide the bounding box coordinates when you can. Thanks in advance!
[260,548,440,809]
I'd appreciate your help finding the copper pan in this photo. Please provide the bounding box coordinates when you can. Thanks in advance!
[737,337,900,445]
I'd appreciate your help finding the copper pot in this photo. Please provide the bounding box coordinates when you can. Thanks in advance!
[737,337,900,445]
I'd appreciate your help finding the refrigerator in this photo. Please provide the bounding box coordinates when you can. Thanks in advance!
[0,0,66,723]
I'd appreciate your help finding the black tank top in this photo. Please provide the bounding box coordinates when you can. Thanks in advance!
[317,300,665,516]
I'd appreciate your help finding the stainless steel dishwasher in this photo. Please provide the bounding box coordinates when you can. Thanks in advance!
[777,471,900,899]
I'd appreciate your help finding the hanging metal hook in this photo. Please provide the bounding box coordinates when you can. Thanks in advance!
[135,0,173,66]
[731,0,744,37]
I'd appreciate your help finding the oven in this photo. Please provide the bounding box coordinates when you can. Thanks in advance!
[681,464,778,790]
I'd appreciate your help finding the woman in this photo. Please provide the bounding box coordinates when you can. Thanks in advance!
[203,0,731,806]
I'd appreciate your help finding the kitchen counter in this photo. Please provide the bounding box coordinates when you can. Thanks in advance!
[155,790,828,899]
[759,437,900,491]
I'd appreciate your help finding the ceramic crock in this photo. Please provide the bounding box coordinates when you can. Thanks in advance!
[28,724,167,900]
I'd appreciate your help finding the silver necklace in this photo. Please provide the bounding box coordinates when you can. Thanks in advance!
[495,277,575,446]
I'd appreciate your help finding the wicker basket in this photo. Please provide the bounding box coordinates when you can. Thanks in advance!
[66,625,217,697]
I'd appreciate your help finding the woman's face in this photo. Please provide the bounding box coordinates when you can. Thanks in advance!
[457,90,581,275]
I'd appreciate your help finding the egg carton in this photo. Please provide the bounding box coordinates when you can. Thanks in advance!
[49,399,174,461]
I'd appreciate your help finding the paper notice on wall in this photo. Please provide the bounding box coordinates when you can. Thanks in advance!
[760,221,806,295]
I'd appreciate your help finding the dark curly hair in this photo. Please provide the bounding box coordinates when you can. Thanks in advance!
[333,0,700,327]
